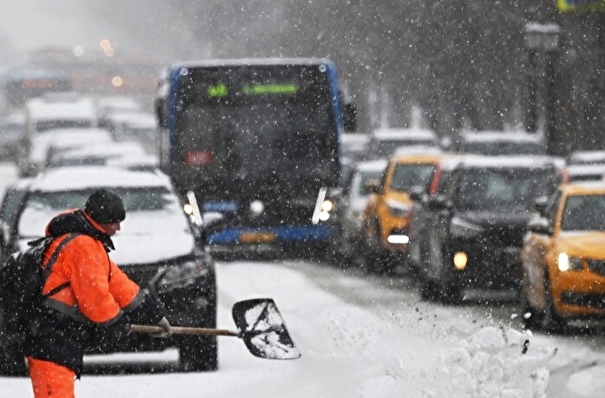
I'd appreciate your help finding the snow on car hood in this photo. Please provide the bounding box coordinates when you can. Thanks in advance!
[18,208,195,265]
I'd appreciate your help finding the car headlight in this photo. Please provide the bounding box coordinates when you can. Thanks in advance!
[450,216,484,238]
[386,199,411,218]
[151,257,211,295]
[557,252,583,272]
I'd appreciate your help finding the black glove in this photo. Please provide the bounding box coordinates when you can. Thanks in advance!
[152,316,173,338]
[102,313,132,342]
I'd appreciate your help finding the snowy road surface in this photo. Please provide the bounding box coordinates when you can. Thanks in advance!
[2,258,605,397]
[1,162,605,397]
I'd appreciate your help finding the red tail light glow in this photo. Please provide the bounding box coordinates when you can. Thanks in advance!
[184,150,213,166]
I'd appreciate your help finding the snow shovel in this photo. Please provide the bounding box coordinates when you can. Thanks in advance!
[131,298,301,360]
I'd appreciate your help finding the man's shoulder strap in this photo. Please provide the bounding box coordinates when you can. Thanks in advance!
[40,233,80,299]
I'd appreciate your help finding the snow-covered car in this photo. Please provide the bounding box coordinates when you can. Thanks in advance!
[46,140,152,169]
[364,128,441,161]
[24,92,98,138]
[567,149,605,166]
[521,181,605,332]
[0,113,26,162]
[334,159,387,266]
[0,166,217,374]
[413,155,562,303]
[452,130,547,156]
[19,128,115,177]
[565,164,605,183]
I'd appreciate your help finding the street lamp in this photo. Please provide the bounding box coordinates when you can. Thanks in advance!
[524,23,561,155]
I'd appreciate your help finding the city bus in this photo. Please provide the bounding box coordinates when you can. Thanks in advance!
[155,58,352,256]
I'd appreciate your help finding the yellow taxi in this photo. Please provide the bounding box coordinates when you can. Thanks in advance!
[521,181,605,332]
[361,153,448,273]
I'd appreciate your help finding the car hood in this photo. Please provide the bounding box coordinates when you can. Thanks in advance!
[18,231,196,266]
[456,210,530,228]
[557,231,605,257]
[18,210,197,266]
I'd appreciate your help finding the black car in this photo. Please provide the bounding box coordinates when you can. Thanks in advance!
[409,155,563,303]
[0,166,217,375]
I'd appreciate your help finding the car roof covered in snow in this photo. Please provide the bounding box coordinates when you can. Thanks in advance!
[567,150,605,165]
[371,127,438,141]
[30,165,172,192]
[459,130,544,143]
[354,159,388,172]
[457,154,562,169]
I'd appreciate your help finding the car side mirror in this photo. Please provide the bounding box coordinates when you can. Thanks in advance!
[531,196,548,216]
[527,216,552,235]
[362,179,382,195]
[408,186,426,202]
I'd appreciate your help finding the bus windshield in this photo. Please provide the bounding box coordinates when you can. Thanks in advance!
[171,63,339,193]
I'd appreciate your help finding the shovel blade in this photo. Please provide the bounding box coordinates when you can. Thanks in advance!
[232,298,301,360]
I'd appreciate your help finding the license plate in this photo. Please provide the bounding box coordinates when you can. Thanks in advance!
[239,232,276,244]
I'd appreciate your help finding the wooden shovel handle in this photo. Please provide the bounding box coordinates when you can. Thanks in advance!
[131,324,239,337]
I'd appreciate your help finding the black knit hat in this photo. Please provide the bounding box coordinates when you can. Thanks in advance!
[84,189,126,224]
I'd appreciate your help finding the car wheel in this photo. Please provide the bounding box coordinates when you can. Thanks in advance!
[541,276,566,334]
[178,335,218,372]
[419,278,438,301]
[429,246,462,305]
[519,273,543,330]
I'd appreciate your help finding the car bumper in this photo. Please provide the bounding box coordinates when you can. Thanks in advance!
[450,243,522,289]
[552,270,605,317]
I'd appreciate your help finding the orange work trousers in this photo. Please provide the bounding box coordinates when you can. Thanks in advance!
[27,357,76,398]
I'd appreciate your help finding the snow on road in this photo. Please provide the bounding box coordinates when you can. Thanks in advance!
[0,260,573,398]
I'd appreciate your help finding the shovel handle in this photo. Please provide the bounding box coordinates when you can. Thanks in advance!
[131,324,239,337]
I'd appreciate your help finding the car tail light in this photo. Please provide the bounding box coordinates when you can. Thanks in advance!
[184,150,213,166]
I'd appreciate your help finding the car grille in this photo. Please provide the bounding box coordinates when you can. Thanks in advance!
[587,259,605,277]
[486,225,526,247]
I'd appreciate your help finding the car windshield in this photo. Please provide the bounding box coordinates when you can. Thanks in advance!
[561,195,605,231]
[389,163,436,193]
[455,167,557,211]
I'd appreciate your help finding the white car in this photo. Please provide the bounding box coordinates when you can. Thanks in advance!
[20,128,115,177]
[46,140,153,169]
[335,159,388,265]
[365,128,440,160]
[0,166,218,374]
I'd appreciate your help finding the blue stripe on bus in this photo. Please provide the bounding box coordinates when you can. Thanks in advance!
[207,225,331,244]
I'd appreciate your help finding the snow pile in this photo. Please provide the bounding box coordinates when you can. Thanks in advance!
[428,327,554,398]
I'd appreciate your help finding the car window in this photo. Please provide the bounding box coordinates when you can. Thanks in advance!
[389,163,435,193]
[353,169,384,198]
[561,195,605,231]
[454,167,557,211]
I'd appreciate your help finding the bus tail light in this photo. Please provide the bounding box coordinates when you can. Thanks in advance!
[184,150,213,166]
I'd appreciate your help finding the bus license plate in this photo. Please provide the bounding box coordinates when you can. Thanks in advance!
[239,232,276,244]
